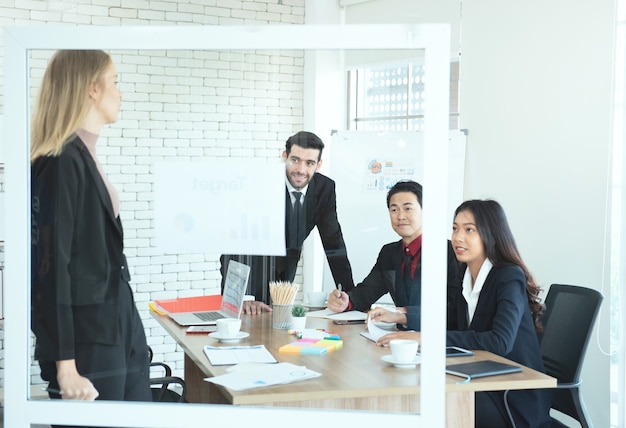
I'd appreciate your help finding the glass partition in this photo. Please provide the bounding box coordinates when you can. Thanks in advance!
[4,24,450,428]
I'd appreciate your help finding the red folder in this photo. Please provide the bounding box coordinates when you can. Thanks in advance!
[153,295,222,313]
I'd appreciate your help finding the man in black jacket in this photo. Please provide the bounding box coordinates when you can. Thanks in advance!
[221,131,355,313]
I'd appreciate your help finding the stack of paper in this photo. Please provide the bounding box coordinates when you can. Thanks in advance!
[206,362,321,391]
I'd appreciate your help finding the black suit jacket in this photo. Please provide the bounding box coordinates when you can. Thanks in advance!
[31,136,131,362]
[446,264,550,428]
[348,239,459,330]
[221,173,354,303]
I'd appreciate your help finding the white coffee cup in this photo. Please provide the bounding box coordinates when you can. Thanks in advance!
[216,318,241,338]
[306,292,327,308]
[390,339,419,364]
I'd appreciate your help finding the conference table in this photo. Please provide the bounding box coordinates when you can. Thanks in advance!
[151,310,555,428]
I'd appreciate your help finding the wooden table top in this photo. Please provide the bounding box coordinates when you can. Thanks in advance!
[151,310,555,406]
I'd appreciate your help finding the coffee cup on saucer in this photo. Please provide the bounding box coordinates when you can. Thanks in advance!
[306,292,327,308]
[216,318,242,338]
[390,339,419,364]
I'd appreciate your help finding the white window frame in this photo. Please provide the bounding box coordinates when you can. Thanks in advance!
[4,24,450,428]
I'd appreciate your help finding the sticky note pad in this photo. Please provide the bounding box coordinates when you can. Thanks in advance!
[301,346,328,355]
[279,339,317,354]
[311,340,343,352]
[279,338,343,354]
[279,344,302,354]
[295,339,318,345]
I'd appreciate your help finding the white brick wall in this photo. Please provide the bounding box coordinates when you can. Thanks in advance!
[0,0,305,388]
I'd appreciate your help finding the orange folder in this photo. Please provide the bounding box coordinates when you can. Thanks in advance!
[152,295,222,314]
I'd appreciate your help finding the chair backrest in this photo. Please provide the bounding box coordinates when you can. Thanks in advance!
[538,284,603,383]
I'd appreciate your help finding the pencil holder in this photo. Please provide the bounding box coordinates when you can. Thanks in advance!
[272,304,293,329]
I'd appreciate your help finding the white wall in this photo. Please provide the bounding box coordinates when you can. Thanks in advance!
[343,0,461,57]
[345,0,616,427]
[460,2,614,426]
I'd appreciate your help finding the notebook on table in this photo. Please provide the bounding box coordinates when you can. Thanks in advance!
[163,260,250,326]
[445,360,522,380]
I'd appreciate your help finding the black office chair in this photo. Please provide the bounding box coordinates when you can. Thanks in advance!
[148,347,187,403]
[506,284,603,427]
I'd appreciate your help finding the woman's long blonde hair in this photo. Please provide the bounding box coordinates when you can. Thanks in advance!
[30,50,111,163]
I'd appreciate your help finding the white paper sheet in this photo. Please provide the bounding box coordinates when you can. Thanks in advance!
[305,309,334,318]
[366,316,394,341]
[205,362,321,391]
[203,345,277,366]
[361,317,408,342]
[305,309,368,321]
[327,310,368,321]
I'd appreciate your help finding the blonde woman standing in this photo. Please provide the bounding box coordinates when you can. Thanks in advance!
[30,50,151,418]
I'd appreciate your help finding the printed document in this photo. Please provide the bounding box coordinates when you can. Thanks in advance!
[203,345,277,366]
[206,362,321,391]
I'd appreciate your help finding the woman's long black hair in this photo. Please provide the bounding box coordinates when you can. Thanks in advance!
[455,199,544,332]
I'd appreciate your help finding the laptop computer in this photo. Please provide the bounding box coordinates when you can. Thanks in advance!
[166,260,251,326]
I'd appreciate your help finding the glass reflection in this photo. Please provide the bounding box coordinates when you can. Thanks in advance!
[25,47,437,424]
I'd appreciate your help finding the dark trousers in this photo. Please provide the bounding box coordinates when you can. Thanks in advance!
[475,391,513,428]
[41,281,151,428]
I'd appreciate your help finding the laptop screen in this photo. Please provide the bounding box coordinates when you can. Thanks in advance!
[221,260,251,318]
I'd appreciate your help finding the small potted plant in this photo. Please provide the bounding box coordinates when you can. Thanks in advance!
[291,305,307,331]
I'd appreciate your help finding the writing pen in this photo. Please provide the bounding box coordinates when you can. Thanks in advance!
[42,387,62,395]
[336,283,342,300]
[296,330,341,340]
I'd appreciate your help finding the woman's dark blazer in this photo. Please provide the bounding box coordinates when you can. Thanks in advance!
[446,264,551,428]
[31,136,130,363]
[348,239,459,330]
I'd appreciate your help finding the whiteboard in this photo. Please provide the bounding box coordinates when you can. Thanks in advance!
[325,130,466,285]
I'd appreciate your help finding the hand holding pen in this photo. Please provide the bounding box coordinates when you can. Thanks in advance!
[327,283,348,313]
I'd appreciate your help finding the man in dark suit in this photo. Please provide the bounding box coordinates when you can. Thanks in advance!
[327,180,459,331]
[221,131,355,313]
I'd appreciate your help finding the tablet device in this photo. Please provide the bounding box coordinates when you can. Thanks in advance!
[416,346,474,357]
[446,360,523,380]
[445,346,474,357]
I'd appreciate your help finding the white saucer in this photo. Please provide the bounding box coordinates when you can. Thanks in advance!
[209,331,249,343]
[381,354,421,369]
[304,304,326,310]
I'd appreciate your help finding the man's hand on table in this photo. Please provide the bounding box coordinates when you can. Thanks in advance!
[242,300,272,315]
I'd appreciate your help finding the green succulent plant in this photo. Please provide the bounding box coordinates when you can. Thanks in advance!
[291,305,307,317]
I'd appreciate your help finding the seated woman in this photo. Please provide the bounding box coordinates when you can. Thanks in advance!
[327,180,459,331]
[372,199,550,428]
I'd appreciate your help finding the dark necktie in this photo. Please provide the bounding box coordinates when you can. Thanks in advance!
[291,191,303,247]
